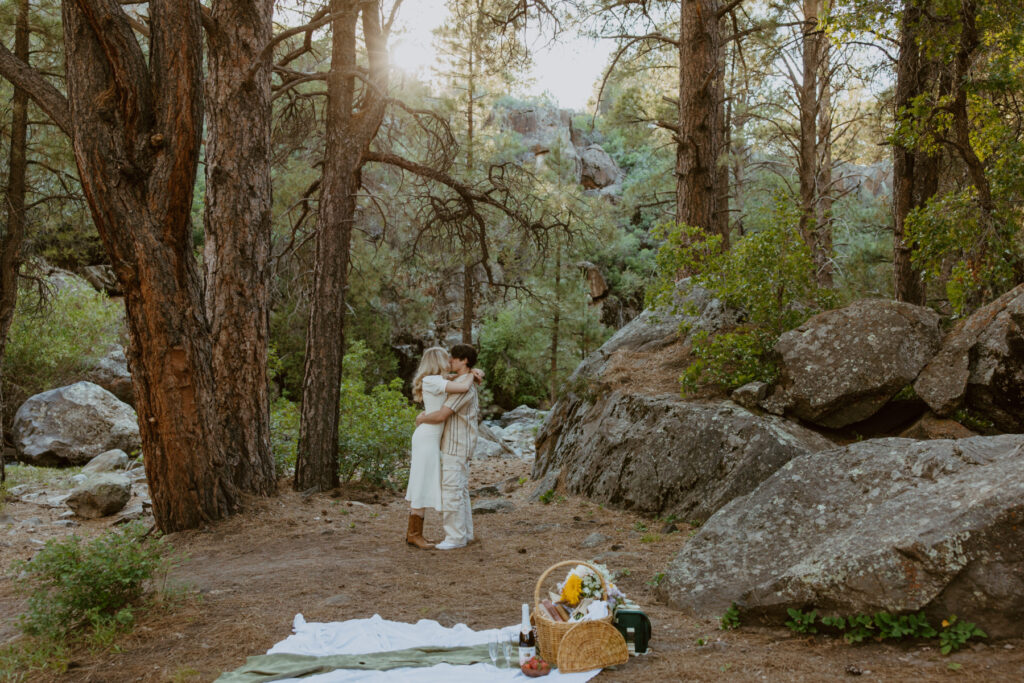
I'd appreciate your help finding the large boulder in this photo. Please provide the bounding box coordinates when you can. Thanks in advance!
[579,144,620,189]
[86,346,134,405]
[658,435,1024,638]
[534,392,833,522]
[914,283,1024,431]
[13,381,141,466]
[66,473,132,518]
[771,299,941,428]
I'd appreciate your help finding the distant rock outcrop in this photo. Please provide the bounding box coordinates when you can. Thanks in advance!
[13,381,141,466]
[658,435,1024,638]
[770,299,942,428]
[915,283,1024,431]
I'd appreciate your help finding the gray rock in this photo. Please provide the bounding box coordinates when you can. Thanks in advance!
[498,405,545,428]
[82,448,130,473]
[534,393,833,523]
[590,551,642,566]
[53,519,79,528]
[13,381,141,466]
[472,437,507,460]
[18,517,43,528]
[772,299,941,428]
[580,532,611,549]
[731,381,769,410]
[658,435,1024,638]
[7,484,30,497]
[472,499,514,514]
[579,144,620,189]
[915,284,1024,430]
[470,484,500,498]
[87,346,134,405]
[66,473,131,518]
[528,469,561,503]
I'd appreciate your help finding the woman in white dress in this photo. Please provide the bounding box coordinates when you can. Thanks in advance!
[405,347,478,549]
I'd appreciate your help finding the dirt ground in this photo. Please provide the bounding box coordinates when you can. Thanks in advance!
[2,458,1023,682]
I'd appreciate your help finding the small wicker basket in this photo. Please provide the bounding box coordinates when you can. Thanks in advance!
[556,621,629,673]
[532,560,615,664]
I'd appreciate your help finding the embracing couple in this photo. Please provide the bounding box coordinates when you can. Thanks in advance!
[404,343,482,551]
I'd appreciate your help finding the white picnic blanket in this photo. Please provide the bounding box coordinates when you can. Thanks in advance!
[265,614,603,682]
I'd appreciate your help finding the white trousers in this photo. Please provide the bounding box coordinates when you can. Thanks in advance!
[440,452,473,545]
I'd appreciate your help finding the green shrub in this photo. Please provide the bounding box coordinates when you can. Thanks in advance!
[939,615,987,654]
[719,603,741,630]
[336,341,418,489]
[647,208,835,393]
[269,396,300,476]
[12,522,174,640]
[3,280,123,424]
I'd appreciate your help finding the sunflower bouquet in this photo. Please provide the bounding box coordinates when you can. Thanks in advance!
[538,563,627,623]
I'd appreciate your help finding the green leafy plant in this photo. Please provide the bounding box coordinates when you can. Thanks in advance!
[269,396,300,476]
[3,280,123,426]
[633,521,648,532]
[12,522,174,641]
[647,572,665,587]
[647,210,835,394]
[939,615,987,655]
[639,533,662,544]
[538,489,556,504]
[336,341,418,489]
[720,603,741,630]
[785,608,819,634]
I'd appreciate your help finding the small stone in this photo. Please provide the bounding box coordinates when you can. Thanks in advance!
[19,517,44,528]
[579,532,611,549]
[53,519,79,528]
[470,485,500,498]
[472,499,514,514]
[82,449,130,473]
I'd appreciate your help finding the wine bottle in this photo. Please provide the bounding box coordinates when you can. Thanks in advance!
[518,603,536,665]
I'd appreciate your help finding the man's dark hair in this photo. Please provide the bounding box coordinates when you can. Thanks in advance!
[450,343,477,368]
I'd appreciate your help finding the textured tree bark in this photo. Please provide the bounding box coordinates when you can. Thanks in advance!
[797,0,833,286]
[61,0,238,531]
[815,24,833,288]
[0,0,30,486]
[204,0,276,495]
[676,0,726,246]
[296,0,389,492]
[892,0,939,305]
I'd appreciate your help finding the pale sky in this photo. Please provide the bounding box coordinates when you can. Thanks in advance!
[387,0,612,111]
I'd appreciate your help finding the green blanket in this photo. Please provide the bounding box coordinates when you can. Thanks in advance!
[216,643,493,683]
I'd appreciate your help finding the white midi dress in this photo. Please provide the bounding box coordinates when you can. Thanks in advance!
[405,375,447,510]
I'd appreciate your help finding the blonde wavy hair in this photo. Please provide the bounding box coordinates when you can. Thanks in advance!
[412,346,450,403]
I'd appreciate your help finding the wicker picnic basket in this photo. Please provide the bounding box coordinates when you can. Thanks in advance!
[556,620,629,673]
[532,560,616,664]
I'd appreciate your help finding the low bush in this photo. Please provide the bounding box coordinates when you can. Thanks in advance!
[336,341,418,489]
[12,522,174,641]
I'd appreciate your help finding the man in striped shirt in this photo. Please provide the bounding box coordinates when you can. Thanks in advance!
[415,344,479,550]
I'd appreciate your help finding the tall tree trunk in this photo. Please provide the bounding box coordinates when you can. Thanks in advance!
[815,29,834,287]
[677,0,726,246]
[62,0,238,531]
[0,0,30,484]
[461,265,474,343]
[296,0,388,492]
[549,238,560,405]
[204,0,276,494]
[892,0,939,304]
[798,0,824,282]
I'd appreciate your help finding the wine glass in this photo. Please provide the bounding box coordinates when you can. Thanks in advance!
[488,635,501,668]
[501,632,516,668]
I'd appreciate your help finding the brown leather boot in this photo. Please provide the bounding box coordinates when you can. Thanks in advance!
[406,514,434,550]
